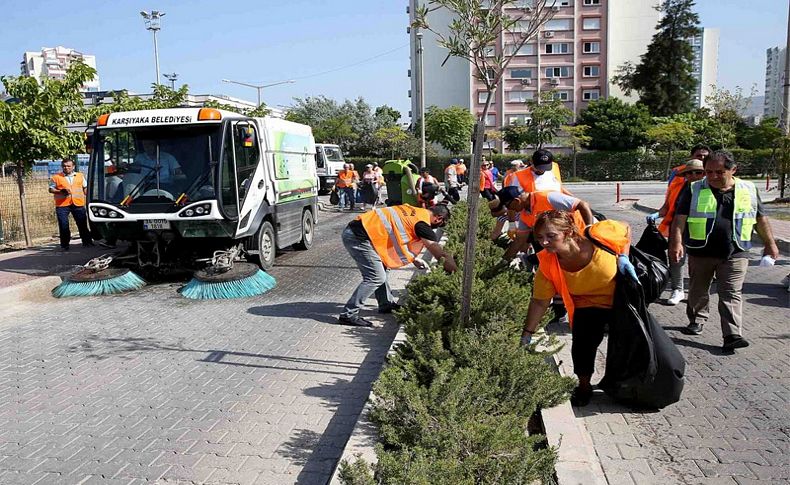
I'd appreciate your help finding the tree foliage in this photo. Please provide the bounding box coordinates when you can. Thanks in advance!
[578,97,653,150]
[738,117,783,150]
[523,90,573,149]
[424,105,476,153]
[79,84,191,124]
[613,0,701,116]
[500,122,530,152]
[372,126,422,159]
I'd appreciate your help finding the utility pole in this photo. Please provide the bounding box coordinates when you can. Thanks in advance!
[163,73,178,90]
[140,10,165,86]
[416,31,427,169]
[783,1,790,134]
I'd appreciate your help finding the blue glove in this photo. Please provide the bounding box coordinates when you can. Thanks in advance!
[617,255,639,282]
[520,332,533,347]
[645,212,659,223]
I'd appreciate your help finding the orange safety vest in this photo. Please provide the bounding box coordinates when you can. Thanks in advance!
[358,204,432,269]
[336,170,354,188]
[480,169,494,191]
[658,167,687,237]
[51,172,86,207]
[456,163,466,175]
[503,168,518,187]
[514,163,563,193]
[519,191,586,230]
[536,220,630,326]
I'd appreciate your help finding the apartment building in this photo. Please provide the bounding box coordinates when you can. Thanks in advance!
[764,46,787,118]
[689,28,720,109]
[407,0,659,147]
[20,46,100,92]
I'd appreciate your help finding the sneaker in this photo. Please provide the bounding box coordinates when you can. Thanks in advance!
[723,335,749,350]
[666,289,684,306]
[681,322,704,335]
[377,302,402,314]
[337,315,374,327]
[570,385,593,407]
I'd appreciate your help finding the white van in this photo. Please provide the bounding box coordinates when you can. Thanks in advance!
[314,143,346,193]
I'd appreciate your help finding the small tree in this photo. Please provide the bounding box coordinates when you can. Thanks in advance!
[373,126,421,159]
[613,0,701,116]
[523,90,573,148]
[414,0,557,326]
[0,60,96,246]
[501,122,530,152]
[424,105,476,153]
[704,84,756,149]
[578,97,652,150]
[561,124,591,178]
[646,120,695,177]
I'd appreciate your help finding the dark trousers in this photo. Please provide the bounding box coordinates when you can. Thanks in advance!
[56,205,92,248]
[571,307,612,377]
[446,186,460,204]
[480,188,495,201]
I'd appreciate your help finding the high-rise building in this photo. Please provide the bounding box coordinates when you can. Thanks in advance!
[764,46,786,119]
[689,28,719,109]
[20,46,100,92]
[407,0,660,147]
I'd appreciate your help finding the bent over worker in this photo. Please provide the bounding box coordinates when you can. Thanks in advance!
[338,204,457,327]
[49,158,93,250]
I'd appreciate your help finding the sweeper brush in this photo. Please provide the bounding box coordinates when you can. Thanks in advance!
[52,256,146,298]
[180,246,276,300]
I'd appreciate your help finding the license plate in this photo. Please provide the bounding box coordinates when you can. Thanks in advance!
[325,178,335,183]
[143,219,171,230]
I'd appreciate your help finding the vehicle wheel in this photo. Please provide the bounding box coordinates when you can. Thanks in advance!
[293,210,314,250]
[256,220,276,270]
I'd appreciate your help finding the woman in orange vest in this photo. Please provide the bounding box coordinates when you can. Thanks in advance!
[520,210,638,406]
[48,158,93,250]
[338,204,457,327]
[479,161,496,200]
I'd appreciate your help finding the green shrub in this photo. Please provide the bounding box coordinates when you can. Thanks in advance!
[342,201,574,484]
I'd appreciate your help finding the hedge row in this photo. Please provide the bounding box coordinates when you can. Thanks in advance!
[339,202,574,484]
[346,147,778,182]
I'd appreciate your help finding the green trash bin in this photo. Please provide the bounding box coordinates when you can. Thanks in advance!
[381,159,420,206]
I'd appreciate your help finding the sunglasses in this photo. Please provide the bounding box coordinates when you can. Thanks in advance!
[685,170,704,176]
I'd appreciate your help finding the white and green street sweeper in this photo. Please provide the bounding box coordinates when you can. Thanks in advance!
[54,107,318,299]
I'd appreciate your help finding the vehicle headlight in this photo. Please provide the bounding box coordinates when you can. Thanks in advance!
[99,208,108,216]
[185,209,194,216]
[195,206,205,215]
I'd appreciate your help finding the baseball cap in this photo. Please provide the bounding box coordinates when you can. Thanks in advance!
[488,185,523,213]
[531,149,554,171]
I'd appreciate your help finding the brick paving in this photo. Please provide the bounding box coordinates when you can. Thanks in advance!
[553,184,790,485]
[0,206,403,484]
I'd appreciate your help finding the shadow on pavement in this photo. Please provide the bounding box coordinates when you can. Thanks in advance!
[670,336,727,355]
[0,243,111,277]
[247,301,345,325]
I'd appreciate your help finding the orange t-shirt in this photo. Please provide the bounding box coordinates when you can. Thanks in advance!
[533,246,617,309]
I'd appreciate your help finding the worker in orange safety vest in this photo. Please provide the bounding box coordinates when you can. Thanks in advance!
[48,158,93,250]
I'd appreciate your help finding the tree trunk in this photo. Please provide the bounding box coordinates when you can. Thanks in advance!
[459,90,494,328]
[572,147,578,179]
[665,145,674,180]
[15,162,33,247]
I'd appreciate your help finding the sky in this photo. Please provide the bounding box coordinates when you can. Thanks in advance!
[0,0,787,119]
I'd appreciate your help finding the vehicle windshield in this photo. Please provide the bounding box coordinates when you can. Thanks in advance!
[323,146,344,162]
[89,124,222,205]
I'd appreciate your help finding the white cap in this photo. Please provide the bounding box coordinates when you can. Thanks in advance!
[511,159,523,166]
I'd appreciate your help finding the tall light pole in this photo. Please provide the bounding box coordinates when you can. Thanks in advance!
[783,0,790,135]
[140,10,165,87]
[416,31,427,169]
[163,73,178,90]
[221,79,295,107]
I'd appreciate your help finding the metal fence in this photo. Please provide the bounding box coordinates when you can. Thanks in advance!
[0,176,76,244]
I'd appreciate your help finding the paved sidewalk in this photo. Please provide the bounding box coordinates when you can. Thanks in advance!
[549,198,790,485]
[0,242,108,290]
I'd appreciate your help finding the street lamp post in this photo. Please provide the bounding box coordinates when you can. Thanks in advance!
[163,73,178,90]
[221,79,295,108]
[140,10,165,86]
[416,31,426,169]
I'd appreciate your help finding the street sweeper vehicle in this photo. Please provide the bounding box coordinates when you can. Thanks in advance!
[53,107,318,299]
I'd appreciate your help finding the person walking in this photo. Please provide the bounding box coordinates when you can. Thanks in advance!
[521,211,638,406]
[456,158,467,185]
[669,150,780,351]
[359,164,379,210]
[338,204,457,326]
[49,158,93,250]
[480,161,496,200]
[444,159,461,204]
[647,159,705,305]
[335,164,356,210]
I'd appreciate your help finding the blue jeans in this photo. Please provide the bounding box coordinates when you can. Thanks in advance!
[56,205,92,248]
[340,227,395,319]
[338,187,355,209]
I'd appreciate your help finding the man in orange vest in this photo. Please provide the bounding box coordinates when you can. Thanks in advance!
[338,204,457,326]
[508,149,569,194]
[456,158,467,185]
[334,163,356,210]
[48,158,93,250]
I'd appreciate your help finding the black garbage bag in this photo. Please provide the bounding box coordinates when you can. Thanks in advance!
[628,245,669,304]
[636,219,668,264]
[329,188,340,206]
[598,275,685,409]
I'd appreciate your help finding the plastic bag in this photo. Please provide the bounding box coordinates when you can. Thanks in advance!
[636,219,668,264]
[329,188,339,206]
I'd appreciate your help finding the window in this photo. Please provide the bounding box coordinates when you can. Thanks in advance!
[510,68,533,79]
[504,43,535,56]
[507,91,534,102]
[553,91,570,101]
[583,42,600,53]
[478,91,495,104]
[545,66,571,78]
[583,0,600,5]
[583,65,600,77]
[233,123,260,200]
[485,114,497,126]
[582,89,600,101]
[544,19,573,30]
[582,17,601,30]
[545,43,570,54]
[507,114,531,125]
